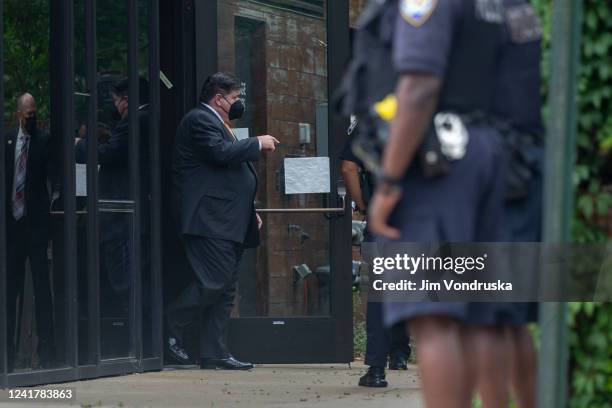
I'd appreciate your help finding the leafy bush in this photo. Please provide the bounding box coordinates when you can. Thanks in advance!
[3,0,51,126]
[567,303,612,408]
[566,0,612,405]
[572,0,612,242]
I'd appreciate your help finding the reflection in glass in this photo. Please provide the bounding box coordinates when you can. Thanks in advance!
[98,212,133,359]
[78,78,136,360]
[3,0,62,372]
[72,0,152,361]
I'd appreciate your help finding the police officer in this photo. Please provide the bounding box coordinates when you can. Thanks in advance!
[493,1,545,406]
[340,121,411,388]
[367,0,515,406]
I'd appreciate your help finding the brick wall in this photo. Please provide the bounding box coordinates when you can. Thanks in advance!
[218,0,330,316]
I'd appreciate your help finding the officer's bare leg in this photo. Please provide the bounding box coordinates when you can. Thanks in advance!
[508,326,537,408]
[470,326,511,408]
[410,316,475,408]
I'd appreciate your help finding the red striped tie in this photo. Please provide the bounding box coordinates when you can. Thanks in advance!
[12,134,29,220]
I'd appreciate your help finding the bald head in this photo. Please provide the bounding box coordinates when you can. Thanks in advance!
[17,93,36,112]
[16,93,37,135]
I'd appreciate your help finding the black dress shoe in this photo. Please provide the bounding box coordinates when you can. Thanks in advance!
[165,337,191,365]
[358,366,388,387]
[388,357,408,370]
[200,355,253,370]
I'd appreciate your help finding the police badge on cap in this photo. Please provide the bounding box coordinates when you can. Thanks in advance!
[400,0,438,27]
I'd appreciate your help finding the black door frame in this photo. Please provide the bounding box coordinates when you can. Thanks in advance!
[0,0,163,387]
[192,0,353,364]
[0,0,6,389]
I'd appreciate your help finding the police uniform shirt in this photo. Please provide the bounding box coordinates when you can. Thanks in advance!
[494,0,544,136]
[393,0,464,77]
[382,0,515,329]
[394,0,510,74]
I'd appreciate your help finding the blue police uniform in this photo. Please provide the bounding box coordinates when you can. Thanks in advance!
[496,0,545,323]
[496,0,544,243]
[340,140,411,368]
[382,0,520,327]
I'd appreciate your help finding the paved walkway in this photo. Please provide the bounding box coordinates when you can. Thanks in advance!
[0,363,423,408]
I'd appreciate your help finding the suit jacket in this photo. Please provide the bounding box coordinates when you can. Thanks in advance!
[172,104,260,248]
[75,105,151,242]
[4,127,53,243]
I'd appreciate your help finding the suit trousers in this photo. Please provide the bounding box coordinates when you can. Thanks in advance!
[166,235,243,359]
[6,217,55,370]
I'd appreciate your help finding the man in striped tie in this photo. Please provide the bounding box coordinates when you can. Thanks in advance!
[4,93,56,371]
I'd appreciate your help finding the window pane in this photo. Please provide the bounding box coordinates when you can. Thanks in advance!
[4,0,63,372]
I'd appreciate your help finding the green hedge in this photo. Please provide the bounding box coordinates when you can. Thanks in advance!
[532,0,612,406]
[568,303,612,407]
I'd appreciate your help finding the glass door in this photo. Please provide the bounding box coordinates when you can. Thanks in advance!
[212,0,352,363]
[71,0,162,373]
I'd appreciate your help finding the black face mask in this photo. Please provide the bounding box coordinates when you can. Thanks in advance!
[23,116,37,135]
[228,99,245,120]
[222,96,245,121]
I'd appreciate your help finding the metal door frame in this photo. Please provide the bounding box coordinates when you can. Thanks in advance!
[193,0,353,364]
[0,0,163,387]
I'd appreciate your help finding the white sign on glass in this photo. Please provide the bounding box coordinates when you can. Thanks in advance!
[76,164,88,196]
[284,157,330,194]
[75,164,100,197]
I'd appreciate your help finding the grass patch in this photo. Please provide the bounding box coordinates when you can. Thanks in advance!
[353,291,367,358]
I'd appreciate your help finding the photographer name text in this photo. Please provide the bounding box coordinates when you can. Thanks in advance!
[372,279,512,292]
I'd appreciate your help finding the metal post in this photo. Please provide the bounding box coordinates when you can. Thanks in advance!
[127,0,142,362]
[85,0,100,366]
[149,0,163,364]
[58,0,78,374]
[194,0,217,99]
[0,0,7,387]
[327,0,353,362]
[539,0,582,407]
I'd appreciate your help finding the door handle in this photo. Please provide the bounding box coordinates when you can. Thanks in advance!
[50,199,136,215]
[256,187,347,215]
[256,208,345,214]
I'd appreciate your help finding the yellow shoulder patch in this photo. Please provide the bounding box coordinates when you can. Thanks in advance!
[400,0,438,27]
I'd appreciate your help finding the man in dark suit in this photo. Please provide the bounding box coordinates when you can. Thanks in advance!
[75,77,151,319]
[4,93,56,371]
[167,72,278,370]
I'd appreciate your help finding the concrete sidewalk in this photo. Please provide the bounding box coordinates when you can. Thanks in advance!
[0,363,423,408]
